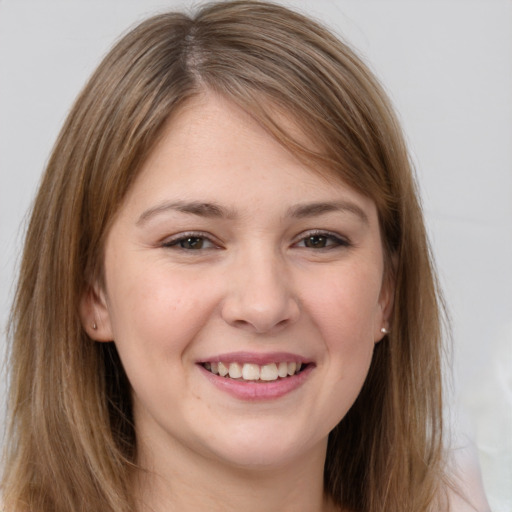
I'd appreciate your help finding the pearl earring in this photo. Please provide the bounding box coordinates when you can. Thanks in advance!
[92,322,98,330]
[380,327,389,335]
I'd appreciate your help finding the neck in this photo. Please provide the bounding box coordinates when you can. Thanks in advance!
[134,435,339,512]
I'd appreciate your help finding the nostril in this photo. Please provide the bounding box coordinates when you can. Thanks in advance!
[231,316,293,335]
[231,319,249,330]
[276,318,290,328]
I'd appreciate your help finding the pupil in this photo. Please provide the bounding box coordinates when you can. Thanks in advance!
[306,235,326,248]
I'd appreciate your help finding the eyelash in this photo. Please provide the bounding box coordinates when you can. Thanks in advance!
[293,230,351,250]
[161,232,219,251]
[161,230,351,251]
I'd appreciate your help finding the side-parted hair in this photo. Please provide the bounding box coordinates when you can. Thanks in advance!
[2,2,447,511]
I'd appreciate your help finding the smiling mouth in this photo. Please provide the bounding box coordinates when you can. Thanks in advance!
[202,361,305,382]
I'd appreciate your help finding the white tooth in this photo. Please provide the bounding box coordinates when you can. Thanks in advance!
[218,362,229,377]
[211,362,219,374]
[287,362,297,376]
[277,362,288,378]
[297,363,302,373]
[228,362,242,379]
[260,363,278,381]
[242,363,260,380]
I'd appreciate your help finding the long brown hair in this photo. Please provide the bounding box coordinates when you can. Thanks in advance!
[2,2,447,511]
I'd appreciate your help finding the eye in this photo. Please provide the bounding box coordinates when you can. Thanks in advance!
[295,231,350,250]
[162,233,218,250]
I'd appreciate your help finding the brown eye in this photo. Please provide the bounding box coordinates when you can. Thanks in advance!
[179,237,205,250]
[163,234,217,250]
[296,232,350,250]
[304,235,329,248]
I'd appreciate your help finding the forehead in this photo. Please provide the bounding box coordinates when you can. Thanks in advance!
[119,92,377,224]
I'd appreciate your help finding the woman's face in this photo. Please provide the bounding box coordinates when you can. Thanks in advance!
[87,93,392,471]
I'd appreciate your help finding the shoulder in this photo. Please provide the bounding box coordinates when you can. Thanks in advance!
[445,437,491,512]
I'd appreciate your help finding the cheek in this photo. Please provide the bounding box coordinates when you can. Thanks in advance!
[314,289,378,428]
[303,263,383,347]
[103,263,219,417]
[104,258,216,360]
[301,263,381,412]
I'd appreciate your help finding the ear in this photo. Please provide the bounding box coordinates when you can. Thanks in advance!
[374,266,395,343]
[80,281,114,342]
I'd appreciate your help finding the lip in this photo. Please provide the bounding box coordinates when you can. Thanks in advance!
[197,353,315,401]
[197,351,310,366]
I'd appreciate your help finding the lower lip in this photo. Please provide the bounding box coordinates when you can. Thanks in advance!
[198,364,314,401]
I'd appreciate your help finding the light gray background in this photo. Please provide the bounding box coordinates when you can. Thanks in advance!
[1,1,511,510]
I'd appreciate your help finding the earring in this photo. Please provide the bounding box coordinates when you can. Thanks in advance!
[92,322,98,330]
[380,327,389,335]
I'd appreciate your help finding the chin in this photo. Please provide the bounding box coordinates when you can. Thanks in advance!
[197,421,325,471]
[211,444,306,471]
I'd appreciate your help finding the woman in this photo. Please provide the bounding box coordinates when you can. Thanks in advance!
[0,2,486,511]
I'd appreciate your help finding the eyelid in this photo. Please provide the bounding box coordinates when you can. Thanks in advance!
[159,229,350,250]
[161,231,222,250]
[293,229,351,248]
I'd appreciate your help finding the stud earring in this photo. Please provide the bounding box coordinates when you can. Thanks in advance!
[92,322,98,330]
[380,327,389,335]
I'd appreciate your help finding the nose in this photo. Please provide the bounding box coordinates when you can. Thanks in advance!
[220,250,301,334]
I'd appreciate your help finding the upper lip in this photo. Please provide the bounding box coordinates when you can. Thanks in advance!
[197,351,312,366]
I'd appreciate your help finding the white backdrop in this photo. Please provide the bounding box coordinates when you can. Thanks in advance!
[1,1,511,509]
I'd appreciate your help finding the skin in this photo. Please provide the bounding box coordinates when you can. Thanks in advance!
[82,92,392,512]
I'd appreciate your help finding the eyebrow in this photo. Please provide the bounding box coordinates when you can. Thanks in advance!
[136,199,369,225]
[286,201,369,225]
[136,200,235,225]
